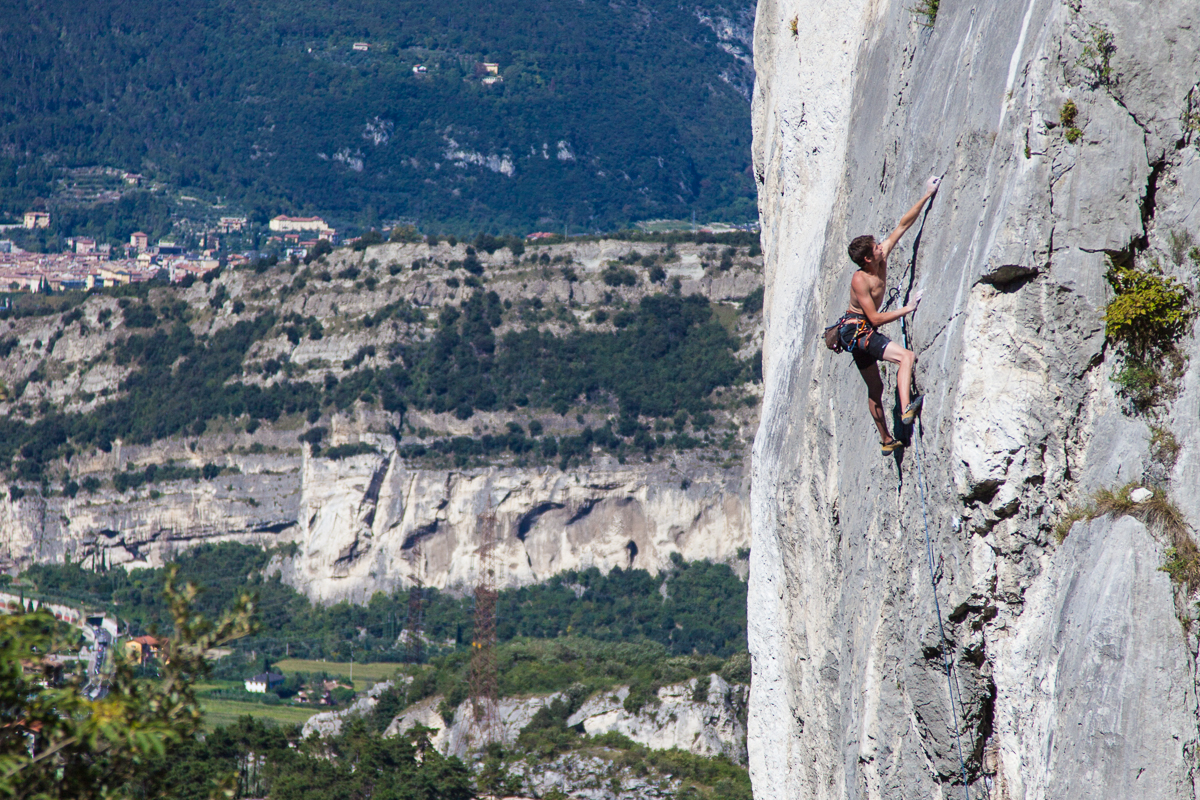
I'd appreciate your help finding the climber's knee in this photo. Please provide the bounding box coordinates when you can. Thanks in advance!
[881,342,913,367]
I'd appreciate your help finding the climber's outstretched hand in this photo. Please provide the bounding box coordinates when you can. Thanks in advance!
[883,179,941,257]
[906,290,923,315]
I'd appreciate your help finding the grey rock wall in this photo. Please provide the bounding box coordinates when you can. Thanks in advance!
[282,455,751,603]
[749,0,1200,798]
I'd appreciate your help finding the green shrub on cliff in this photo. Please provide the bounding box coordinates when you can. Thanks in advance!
[1104,261,1193,355]
[1104,259,1194,414]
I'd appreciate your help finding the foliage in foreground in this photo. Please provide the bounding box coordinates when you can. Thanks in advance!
[0,568,255,799]
[140,716,471,800]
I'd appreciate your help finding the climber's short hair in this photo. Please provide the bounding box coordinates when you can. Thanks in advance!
[847,235,875,267]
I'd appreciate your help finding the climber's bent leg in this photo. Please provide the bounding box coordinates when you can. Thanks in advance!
[857,362,893,444]
[880,341,917,413]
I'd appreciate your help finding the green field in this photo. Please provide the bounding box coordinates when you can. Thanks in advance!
[273,658,402,692]
[200,698,320,730]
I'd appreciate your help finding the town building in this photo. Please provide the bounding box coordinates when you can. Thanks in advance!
[124,635,164,665]
[413,64,427,75]
[218,217,248,233]
[23,211,50,229]
[169,258,219,283]
[244,672,285,693]
[269,215,328,233]
[73,237,96,255]
[353,42,370,51]
[130,231,149,252]
[480,62,504,85]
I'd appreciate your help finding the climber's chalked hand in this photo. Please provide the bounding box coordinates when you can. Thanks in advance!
[925,175,941,196]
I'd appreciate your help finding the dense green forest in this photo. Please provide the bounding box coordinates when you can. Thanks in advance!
[0,279,758,481]
[134,719,473,800]
[15,541,748,664]
[0,0,756,233]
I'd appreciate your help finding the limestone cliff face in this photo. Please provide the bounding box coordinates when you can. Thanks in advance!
[749,1,1200,798]
[0,447,749,602]
[283,453,750,603]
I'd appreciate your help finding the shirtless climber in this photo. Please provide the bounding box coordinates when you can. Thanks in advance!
[843,176,940,454]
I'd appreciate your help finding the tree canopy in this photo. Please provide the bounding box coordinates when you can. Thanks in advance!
[0,0,756,232]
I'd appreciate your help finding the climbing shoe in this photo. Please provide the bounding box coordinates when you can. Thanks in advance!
[901,395,924,424]
[881,439,905,455]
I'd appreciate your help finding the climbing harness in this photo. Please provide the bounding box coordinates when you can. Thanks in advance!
[823,280,901,354]
[823,314,873,353]
[901,199,974,800]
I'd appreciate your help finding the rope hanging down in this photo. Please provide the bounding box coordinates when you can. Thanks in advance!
[899,199,974,800]
[911,424,973,800]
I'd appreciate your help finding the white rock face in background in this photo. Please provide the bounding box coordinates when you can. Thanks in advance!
[285,457,750,603]
[0,236,762,596]
[750,0,1200,798]
[0,452,749,602]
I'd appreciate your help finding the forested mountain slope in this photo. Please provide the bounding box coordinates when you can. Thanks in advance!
[0,0,755,232]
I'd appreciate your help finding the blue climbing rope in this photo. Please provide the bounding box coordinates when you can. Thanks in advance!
[911,423,973,800]
[900,198,974,800]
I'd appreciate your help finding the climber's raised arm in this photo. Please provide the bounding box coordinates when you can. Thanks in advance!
[879,176,940,259]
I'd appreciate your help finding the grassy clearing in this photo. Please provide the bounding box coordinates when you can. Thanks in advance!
[273,658,403,691]
[711,303,740,334]
[200,698,319,731]
[1056,482,1198,592]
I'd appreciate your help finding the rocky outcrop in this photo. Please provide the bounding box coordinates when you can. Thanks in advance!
[384,693,562,759]
[301,679,400,739]
[566,676,748,764]
[508,752,682,800]
[379,677,748,762]
[749,1,1200,799]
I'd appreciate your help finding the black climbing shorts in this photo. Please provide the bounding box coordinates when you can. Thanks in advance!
[852,328,891,370]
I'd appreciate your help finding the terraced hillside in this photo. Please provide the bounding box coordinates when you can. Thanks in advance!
[0,235,763,600]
